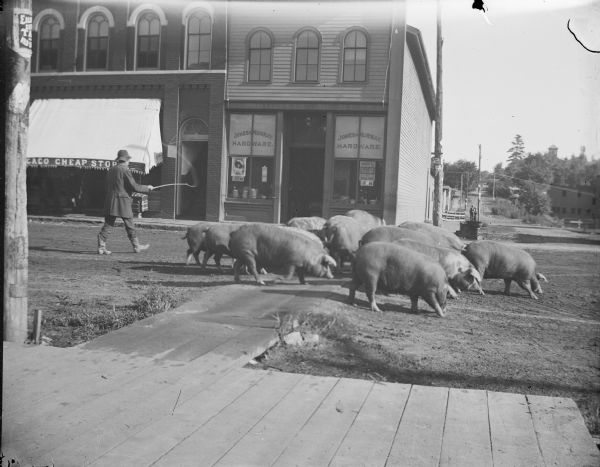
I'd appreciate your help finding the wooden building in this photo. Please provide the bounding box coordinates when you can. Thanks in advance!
[26,1,435,224]
[223,2,435,224]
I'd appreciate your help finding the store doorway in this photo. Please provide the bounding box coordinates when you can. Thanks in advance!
[286,148,324,220]
[177,141,208,219]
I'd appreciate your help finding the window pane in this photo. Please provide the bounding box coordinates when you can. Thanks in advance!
[355,64,366,81]
[188,35,200,53]
[260,49,270,64]
[251,157,274,197]
[139,18,149,35]
[343,64,355,81]
[333,160,357,202]
[260,64,270,81]
[355,49,366,65]
[99,20,109,36]
[199,50,210,64]
[149,18,160,34]
[307,65,318,81]
[249,65,259,81]
[355,31,367,47]
[296,64,306,81]
[227,157,274,198]
[307,49,318,65]
[190,16,201,34]
[199,16,211,33]
[297,49,307,65]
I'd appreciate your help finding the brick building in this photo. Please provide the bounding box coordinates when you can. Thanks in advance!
[26,0,435,224]
[549,178,600,228]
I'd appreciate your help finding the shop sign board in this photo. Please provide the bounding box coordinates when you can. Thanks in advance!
[335,116,385,159]
[27,157,145,172]
[229,114,276,156]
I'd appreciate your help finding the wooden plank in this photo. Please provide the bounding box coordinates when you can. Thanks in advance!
[214,374,339,466]
[439,388,493,467]
[387,384,448,466]
[37,361,266,466]
[153,371,304,466]
[528,395,600,467]
[3,350,253,462]
[272,377,373,466]
[88,368,270,466]
[487,391,544,467]
[329,381,411,467]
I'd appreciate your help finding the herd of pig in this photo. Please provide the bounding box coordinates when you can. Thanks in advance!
[182,209,547,318]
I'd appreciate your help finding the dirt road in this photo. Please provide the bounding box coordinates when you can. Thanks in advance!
[27,221,600,433]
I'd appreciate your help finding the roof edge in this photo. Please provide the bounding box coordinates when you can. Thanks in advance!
[406,25,436,120]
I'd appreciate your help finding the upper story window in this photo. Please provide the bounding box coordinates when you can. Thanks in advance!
[248,30,272,82]
[39,15,61,71]
[295,30,319,82]
[186,11,212,69]
[137,12,161,69]
[86,14,109,70]
[342,29,367,82]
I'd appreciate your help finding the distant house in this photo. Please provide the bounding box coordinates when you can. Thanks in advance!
[548,176,600,228]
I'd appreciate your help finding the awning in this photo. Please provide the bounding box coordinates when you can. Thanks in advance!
[27,99,163,174]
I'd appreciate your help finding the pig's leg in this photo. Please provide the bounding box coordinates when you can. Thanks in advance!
[214,253,223,273]
[366,278,382,312]
[348,277,359,305]
[241,254,264,285]
[275,265,295,283]
[186,248,195,265]
[517,280,538,300]
[297,268,306,285]
[334,252,342,274]
[530,277,543,294]
[233,259,242,282]
[447,285,458,299]
[202,250,212,271]
[410,296,419,313]
[423,292,446,318]
[503,278,512,295]
[193,250,201,265]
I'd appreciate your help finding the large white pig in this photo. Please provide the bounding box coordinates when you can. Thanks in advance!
[322,215,367,272]
[348,242,450,317]
[463,240,548,299]
[361,226,442,248]
[393,238,483,296]
[343,209,386,229]
[397,221,466,250]
[228,223,336,285]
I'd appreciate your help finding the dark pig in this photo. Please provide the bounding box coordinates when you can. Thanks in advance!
[201,223,244,271]
[463,240,548,299]
[348,242,450,317]
[398,221,466,250]
[228,223,336,285]
[323,215,367,271]
[393,239,483,296]
[182,222,211,265]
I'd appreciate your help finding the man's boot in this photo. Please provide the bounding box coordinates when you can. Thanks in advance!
[131,237,150,253]
[97,235,111,255]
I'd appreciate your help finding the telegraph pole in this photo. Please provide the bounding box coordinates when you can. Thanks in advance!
[477,144,482,222]
[4,0,32,342]
[432,0,444,226]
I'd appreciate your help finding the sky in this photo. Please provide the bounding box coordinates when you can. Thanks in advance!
[406,0,600,171]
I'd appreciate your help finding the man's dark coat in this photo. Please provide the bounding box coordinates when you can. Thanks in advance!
[103,162,150,218]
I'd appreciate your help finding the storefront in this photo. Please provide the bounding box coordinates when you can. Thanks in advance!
[223,110,386,223]
[26,98,162,215]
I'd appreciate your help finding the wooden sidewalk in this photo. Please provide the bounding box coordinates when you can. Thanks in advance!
[3,343,599,467]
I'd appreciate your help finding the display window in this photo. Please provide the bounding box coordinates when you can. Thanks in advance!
[333,115,385,205]
[227,113,276,199]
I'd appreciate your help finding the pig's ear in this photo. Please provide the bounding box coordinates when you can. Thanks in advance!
[322,254,337,268]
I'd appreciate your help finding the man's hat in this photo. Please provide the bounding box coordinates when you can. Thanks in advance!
[116,149,132,161]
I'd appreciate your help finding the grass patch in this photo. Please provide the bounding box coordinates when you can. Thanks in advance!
[41,286,183,347]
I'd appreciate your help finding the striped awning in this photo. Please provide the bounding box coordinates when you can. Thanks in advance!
[27,99,163,174]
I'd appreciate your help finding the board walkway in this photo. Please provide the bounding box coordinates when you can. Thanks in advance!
[3,341,599,467]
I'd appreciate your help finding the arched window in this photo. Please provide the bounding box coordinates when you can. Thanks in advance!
[248,30,272,82]
[86,14,109,70]
[137,12,161,69]
[186,11,212,69]
[295,30,319,82]
[342,30,367,82]
[39,15,61,71]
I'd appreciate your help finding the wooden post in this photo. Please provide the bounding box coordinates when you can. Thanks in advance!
[4,0,32,343]
[432,0,444,226]
[33,309,43,344]
[477,144,482,221]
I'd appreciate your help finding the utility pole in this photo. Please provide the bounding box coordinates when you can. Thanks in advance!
[492,171,496,199]
[477,144,482,222]
[432,0,444,226]
[4,0,32,342]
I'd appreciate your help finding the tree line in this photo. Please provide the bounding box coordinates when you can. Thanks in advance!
[443,134,600,216]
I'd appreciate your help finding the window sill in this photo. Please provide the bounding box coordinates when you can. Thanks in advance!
[225,197,274,204]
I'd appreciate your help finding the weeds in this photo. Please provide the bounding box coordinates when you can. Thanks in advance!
[41,286,182,347]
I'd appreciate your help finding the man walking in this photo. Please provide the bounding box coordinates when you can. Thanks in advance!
[97,149,154,254]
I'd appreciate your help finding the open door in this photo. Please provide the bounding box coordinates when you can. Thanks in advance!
[286,148,324,220]
[177,141,207,219]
